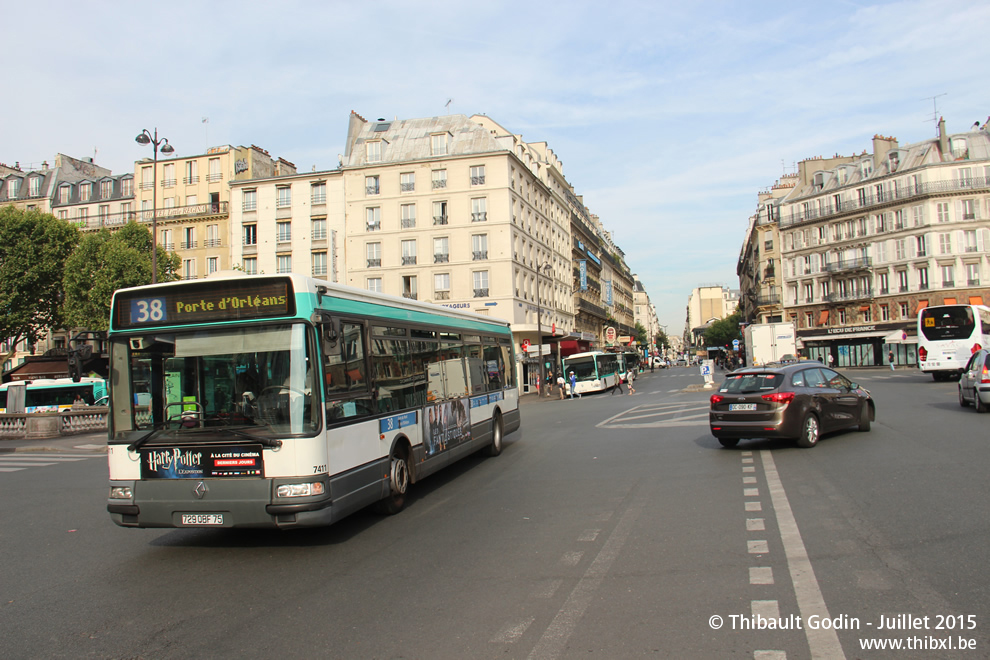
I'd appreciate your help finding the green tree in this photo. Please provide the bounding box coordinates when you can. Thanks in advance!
[63,222,178,330]
[634,322,648,346]
[703,308,743,348]
[0,207,79,362]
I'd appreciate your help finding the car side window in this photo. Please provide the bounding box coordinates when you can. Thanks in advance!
[803,368,826,388]
[791,371,805,387]
[821,368,849,390]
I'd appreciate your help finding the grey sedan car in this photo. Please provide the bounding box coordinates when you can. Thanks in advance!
[709,362,875,448]
[958,349,990,412]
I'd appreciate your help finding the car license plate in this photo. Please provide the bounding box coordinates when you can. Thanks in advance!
[729,403,757,411]
[180,513,223,526]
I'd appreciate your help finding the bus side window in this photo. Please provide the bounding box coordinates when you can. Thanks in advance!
[324,321,375,422]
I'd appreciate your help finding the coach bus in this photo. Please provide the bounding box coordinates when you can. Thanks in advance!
[917,303,990,381]
[0,377,107,413]
[106,273,519,529]
[561,351,620,394]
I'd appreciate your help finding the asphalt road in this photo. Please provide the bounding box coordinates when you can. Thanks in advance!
[1,366,987,659]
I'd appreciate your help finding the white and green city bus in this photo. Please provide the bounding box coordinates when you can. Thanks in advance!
[0,377,108,413]
[106,273,519,529]
[561,351,620,394]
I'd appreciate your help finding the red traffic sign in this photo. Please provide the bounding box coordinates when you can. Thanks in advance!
[521,339,531,351]
[605,327,616,343]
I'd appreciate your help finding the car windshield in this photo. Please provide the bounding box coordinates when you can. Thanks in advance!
[109,323,319,441]
[719,373,783,393]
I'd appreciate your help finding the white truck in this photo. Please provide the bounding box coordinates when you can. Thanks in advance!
[743,322,797,367]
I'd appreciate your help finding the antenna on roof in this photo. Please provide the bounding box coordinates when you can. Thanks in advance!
[921,93,946,135]
[445,98,452,114]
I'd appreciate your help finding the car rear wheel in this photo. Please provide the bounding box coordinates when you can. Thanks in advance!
[976,394,987,414]
[796,413,819,448]
[718,438,739,448]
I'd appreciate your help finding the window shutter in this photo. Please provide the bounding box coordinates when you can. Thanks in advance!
[978,229,987,252]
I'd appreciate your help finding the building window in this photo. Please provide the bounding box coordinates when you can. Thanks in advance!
[186,194,198,207]
[401,239,417,265]
[312,252,327,276]
[205,224,220,248]
[78,208,89,222]
[471,197,487,222]
[277,186,291,208]
[880,304,890,321]
[242,257,257,275]
[366,141,382,163]
[121,178,133,196]
[899,302,909,318]
[366,207,381,231]
[277,221,291,243]
[365,175,379,195]
[163,164,176,188]
[472,234,488,260]
[473,271,489,297]
[243,224,257,246]
[311,182,326,204]
[918,266,930,290]
[432,169,447,189]
[120,202,132,220]
[434,273,450,300]
[277,255,292,274]
[961,199,976,220]
[433,237,449,263]
[161,229,173,251]
[863,307,872,323]
[57,210,67,220]
[470,165,486,186]
[243,189,257,211]
[967,262,981,286]
[367,277,382,293]
[838,309,846,325]
[964,230,978,252]
[163,197,175,209]
[803,283,814,303]
[80,183,92,202]
[400,172,415,192]
[939,233,952,254]
[366,242,381,268]
[208,158,221,182]
[894,239,906,261]
[400,204,416,229]
[207,256,219,275]
[878,272,889,294]
[58,185,70,204]
[937,202,950,223]
[433,201,448,225]
[181,227,196,249]
[182,259,196,280]
[898,270,909,292]
[805,312,814,327]
[940,264,954,288]
[431,134,448,156]
[915,235,927,257]
[402,275,418,300]
[99,205,109,222]
[184,160,198,184]
[312,218,327,240]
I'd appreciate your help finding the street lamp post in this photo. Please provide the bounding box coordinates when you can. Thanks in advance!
[536,261,552,396]
[135,128,174,284]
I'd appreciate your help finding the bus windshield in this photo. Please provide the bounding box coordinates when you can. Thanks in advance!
[110,323,319,441]
[920,306,976,341]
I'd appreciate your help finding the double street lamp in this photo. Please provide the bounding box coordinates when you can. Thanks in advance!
[135,128,174,284]
[536,261,553,396]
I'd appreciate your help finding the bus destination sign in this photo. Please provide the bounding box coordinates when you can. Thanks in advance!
[114,279,295,329]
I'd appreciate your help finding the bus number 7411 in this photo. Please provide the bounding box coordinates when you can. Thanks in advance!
[313,464,327,474]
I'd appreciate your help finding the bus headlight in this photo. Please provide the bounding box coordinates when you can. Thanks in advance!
[109,486,133,499]
[276,482,326,498]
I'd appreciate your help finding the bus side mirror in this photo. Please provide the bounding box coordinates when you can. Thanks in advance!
[322,324,338,354]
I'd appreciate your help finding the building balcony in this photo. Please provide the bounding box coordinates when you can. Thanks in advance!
[432,180,447,190]
[402,292,418,300]
[180,241,198,249]
[472,251,488,261]
[367,258,381,267]
[471,212,487,222]
[402,256,417,265]
[473,288,488,298]
[73,202,229,231]
[434,254,449,264]
[823,256,872,273]
[435,290,450,300]
[470,176,486,186]
[433,215,448,225]
[754,294,781,307]
[183,176,199,185]
[400,183,415,192]
[824,290,873,303]
[401,218,416,229]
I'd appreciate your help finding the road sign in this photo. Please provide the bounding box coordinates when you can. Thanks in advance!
[605,327,616,343]
[732,339,740,349]
[521,339,530,351]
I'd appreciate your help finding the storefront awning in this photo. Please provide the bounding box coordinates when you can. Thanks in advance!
[7,359,69,381]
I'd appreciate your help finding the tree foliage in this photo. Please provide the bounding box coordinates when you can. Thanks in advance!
[0,207,79,354]
[634,322,648,346]
[63,222,179,330]
[703,308,743,348]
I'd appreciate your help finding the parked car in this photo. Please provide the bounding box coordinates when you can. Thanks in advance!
[958,348,990,412]
[709,362,875,448]
[675,358,687,367]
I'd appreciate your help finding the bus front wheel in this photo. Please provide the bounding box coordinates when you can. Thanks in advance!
[376,448,409,515]
[484,412,503,457]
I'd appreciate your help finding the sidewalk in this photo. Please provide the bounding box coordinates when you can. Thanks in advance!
[0,430,108,454]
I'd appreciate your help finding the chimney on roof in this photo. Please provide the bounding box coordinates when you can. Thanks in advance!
[872,134,898,165]
[938,117,949,158]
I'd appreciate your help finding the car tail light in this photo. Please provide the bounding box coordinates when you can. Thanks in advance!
[710,394,724,406]
[918,346,928,362]
[982,366,990,385]
[761,391,795,404]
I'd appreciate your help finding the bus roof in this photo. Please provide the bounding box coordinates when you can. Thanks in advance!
[111,272,512,334]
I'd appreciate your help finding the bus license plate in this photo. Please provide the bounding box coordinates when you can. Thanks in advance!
[181,513,223,526]
[729,403,757,411]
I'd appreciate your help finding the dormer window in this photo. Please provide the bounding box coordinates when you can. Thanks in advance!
[58,185,70,204]
[431,133,448,156]
[813,172,825,191]
[861,160,873,178]
[79,183,92,202]
[29,177,41,197]
[888,151,900,172]
[950,137,968,160]
[366,140,382,163]
[100,179,113,198]
[6,178,20,198]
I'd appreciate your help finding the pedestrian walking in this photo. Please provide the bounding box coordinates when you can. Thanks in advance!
[556,372,565,400]
[626,367,636,395]
[612,369,624,395]
[545,372,553,397]
[888,349,895,371]
[568,371,580,399]
[827,352,835,368]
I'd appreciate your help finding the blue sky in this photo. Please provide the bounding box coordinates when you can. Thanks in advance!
[5,0,989,334]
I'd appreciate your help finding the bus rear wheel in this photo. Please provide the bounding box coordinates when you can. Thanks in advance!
[376,448,409,515]
[484,412,503,457]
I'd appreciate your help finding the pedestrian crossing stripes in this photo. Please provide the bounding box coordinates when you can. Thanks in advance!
[0,453,102,473]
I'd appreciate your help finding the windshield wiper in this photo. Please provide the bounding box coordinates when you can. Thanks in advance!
[127,424,169,452]
[218,427,283,449]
